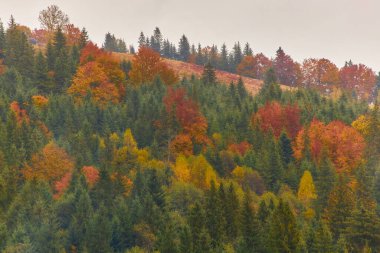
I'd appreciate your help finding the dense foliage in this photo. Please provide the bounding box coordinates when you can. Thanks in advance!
[0,6,380,253]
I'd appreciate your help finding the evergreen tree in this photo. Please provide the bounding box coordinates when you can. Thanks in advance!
[243,42,253,56]
[202,61,216,84]
[239,192,259,252]
[178,35,190,61]
[269,199,300,253]
[279,131,293,166]
[259,67,282,102]
[205,181,225,249]
[79,27,89,49]
[310,220,334,253]
[138,32,146,48]
[0,19,5,58]
[219,43,229,71]
[152,27,163,53]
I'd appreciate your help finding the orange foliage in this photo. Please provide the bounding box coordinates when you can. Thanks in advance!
[169,134,193,157]
[129,47,178,86]
[69,43,125,105]
[253,101,301,138]
[302,58,339,88]
[0,59,6,75]
[79,42,107,64]
[68,61,120,105]
[32,95,49,109]
[10,101,30,125]
[293,119,365,174]
[23,142,75,190]
[63,24,82,46]
[82,166,100,187]
[228,141,252,156]
[237,54,272,79]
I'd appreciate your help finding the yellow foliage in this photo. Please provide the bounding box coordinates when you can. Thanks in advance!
[297,170,317,205]
[124,128,138,151]
[172,154,218,189]
[352,114,372,137]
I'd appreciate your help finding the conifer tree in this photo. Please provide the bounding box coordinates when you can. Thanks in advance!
[178,35,190,62]
[202,61,216,84]
[269,199,300,252]
[240,192,259,252]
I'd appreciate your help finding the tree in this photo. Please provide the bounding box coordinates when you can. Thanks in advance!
[39,5,69,32]
[152,27,163,53]
[324,176,355,240]
[340,62,376,99]
[298,170,317,218]
[252,101,301,138]
[259,67,282,101]
[273,47,301,86]
[178,35,190,61]
[302,58,339,88]
[202,61,216,84]
[23,142,74,192]
[240,192,260,252]
[269,199,300,252]
[129,47,178,86]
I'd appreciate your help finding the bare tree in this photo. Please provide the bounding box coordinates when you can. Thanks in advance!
[38,5,69,32]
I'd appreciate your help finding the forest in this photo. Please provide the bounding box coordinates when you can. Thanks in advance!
[0,4,380,253]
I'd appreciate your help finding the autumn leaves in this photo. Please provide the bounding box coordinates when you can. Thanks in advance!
[68,44,178,106]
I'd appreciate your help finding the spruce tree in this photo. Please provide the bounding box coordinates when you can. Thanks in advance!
[0,19,5,58]
[202,61,216,84]
[239,192,259,252]
[269,199,300,252]
[178,34,190,61]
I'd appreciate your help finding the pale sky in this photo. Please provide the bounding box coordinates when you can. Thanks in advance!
[1,0,379,72]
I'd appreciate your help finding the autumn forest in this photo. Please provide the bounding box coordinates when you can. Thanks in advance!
[0,4,379,253]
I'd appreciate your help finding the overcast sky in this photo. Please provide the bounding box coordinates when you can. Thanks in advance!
[1,0,379,71]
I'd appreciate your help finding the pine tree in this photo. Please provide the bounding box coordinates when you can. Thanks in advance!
[152,27,163,53]
[259,67,282,102]
[224,183,240,240]
[138,32,146,48]
[79,27,89,49]
[0,19,5,58]
[205,180,225,249]
[269,199,300,253]
[315,150,336,214]
[219,43,229,71]
[243,42,253,56]
[324,176,355,240]
[202,61,216,84]
[178,35,190,61]
[34,51,51,92]
[279,131,293,166]
[85,204,112,253]
[310,220,334,253]
[240,192,259,252]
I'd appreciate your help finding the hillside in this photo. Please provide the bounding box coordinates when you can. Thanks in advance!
[113,52,293,95]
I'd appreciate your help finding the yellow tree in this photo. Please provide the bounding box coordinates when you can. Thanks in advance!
[298,170,317,218]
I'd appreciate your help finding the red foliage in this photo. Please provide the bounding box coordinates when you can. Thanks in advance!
[163,87,209,156]
[302,58,340,88]
[228,141,252,156]
[10,101,30,125]
[273,47,302,86]
[80,42,108,65]
[82,166,100,187]
[53,171,72,199]
[339,63,376,99]
[253,101,301,138]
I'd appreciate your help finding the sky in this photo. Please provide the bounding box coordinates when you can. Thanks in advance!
[1,0,380,71]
